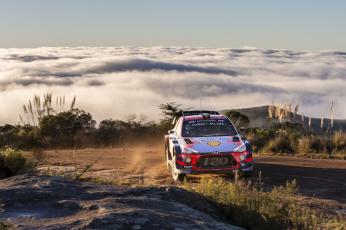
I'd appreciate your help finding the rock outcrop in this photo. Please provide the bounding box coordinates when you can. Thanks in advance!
[0,175,242,229]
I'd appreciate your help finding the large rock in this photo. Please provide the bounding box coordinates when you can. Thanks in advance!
[0,175,243,230]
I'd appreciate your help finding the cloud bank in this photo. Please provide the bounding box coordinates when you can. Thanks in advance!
[0,47,345,124]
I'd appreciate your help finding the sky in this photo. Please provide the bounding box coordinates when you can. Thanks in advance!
[0,0,346,50]
[0,1,345,124]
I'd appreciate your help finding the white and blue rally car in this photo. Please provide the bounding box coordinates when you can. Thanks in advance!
[164,111,253,181]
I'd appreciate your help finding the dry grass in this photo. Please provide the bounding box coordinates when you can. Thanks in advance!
[184,177,345,230]
[333,131,346,155]
[20,93,76,126]
[262,135,295,154]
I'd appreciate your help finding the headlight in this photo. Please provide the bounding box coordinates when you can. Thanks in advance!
[184,156,192,163]
[233,143,246,153]
[182,147,198,154]
[239,154,246,161]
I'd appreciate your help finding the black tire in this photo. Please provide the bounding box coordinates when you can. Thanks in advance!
[240,171,253,178]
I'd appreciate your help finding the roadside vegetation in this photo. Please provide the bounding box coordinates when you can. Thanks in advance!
[0,96,344,159]
[246,124,345,159]
[0,147,34,178]
[185,177,345,230]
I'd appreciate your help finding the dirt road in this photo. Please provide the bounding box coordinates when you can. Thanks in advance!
[255,155,346,203]
[41,147,346,205]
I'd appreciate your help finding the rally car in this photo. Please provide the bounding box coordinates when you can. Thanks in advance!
[164,110,253,181]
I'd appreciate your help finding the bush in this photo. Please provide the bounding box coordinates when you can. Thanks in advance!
[262,135,295,154]
[297,136,335,155]
[246,128,273,153]
[0,147,33,176]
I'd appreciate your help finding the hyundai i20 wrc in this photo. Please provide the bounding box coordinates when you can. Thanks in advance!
[164,111,253,182]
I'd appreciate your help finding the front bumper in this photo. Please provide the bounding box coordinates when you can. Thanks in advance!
[175,152,253,175]
[240,162,253,172]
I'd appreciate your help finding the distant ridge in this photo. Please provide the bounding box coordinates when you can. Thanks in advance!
[221,105,346,132]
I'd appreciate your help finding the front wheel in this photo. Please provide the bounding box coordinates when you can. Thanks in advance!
[170,153,185,182]
[165,145,170,169]
[240,171,253,178]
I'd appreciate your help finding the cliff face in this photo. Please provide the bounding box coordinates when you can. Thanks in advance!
[0,175,242,230]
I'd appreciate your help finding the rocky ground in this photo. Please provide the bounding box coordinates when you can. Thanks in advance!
[0,174,243,230]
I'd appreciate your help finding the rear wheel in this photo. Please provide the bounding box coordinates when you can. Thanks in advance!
[170,152,185,182]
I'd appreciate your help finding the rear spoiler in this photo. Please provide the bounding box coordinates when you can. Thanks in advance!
[181,110,220,117]
[172,110,220,124]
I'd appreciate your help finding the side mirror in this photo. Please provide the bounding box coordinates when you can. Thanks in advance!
[232,136,240,142]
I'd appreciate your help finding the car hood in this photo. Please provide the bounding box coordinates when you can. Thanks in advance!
[184,136,243,153]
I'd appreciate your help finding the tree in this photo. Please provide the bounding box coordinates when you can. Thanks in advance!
[39,109,96,146]
[159,102,184,122]
[97,119,121,146]
[158,102,184,131]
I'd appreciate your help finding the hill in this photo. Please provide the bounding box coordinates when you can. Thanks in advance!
[221,105,346,132]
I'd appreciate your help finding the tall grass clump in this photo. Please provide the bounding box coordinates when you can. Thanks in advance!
[262,134,296,154]
[0,147,33,176]
[185,177,344,230]
[21,93,76,126]
[297,134,345,158]
[297,136,330,154]
[332,131,346,155]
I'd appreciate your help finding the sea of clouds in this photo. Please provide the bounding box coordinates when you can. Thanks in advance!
[0,47,345,124]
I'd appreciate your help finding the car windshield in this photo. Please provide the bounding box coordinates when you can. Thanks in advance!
[182,119,237,137]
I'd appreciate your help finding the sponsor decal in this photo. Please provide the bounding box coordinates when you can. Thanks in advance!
[207,140,221,147]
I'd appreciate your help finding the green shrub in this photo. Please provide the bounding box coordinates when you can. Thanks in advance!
[0,147,33,175]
